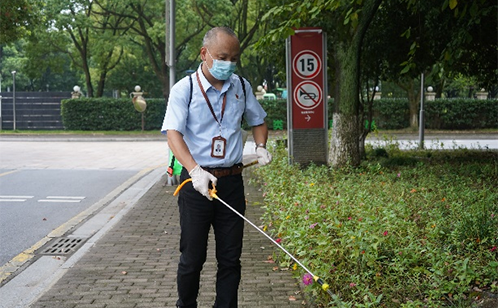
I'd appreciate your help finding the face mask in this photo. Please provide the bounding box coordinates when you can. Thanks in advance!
[206,48,237,81]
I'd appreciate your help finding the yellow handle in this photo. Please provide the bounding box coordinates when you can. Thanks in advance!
[172,160,258,197]
[173,178,192,196]
[173,178,218,199]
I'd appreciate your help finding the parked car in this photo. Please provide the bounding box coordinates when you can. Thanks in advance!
[262,93,277,100]
[275,88,287,99]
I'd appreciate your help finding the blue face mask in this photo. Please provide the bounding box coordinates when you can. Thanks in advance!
[206,48,237,81]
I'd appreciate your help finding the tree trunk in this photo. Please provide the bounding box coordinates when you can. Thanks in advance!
[329,43,361,167]
[330,112,360,167]
[96,71,106,98]
[82,57,94,97]
[328,0,382,167]
[408,83,419,129]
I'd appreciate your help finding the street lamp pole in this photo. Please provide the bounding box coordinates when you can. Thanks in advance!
[12,71,17,131]
[418,73,425,149]
[165,0,175,90]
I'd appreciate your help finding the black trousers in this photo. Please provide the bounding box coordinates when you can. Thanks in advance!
[176,168,246,308]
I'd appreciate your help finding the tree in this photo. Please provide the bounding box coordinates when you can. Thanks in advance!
[190,0,267,86]
[260,0,382,167]
[261,0,496,166]
[44,0,96,96]
[28,0,130,97]
[0,41,31,91]
[436,0,497,93]
[93,0,267,99]
[362,1,454,129]
[92,0,195,99]
[23,37,80,91]
[361,0,497,129]
[0,0,41,44]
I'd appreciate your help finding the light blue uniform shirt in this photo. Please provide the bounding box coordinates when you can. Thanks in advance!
[161,66,267,168]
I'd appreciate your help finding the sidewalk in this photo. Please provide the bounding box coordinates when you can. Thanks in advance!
[29,169,307,308]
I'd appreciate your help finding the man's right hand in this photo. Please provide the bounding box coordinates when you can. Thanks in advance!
[189,165,218,200]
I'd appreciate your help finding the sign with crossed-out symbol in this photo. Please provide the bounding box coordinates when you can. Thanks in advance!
[293,81,322,110]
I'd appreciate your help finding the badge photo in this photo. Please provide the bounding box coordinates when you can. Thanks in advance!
[211,136,226,158]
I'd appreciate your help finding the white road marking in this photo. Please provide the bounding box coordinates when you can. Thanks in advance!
[38,196,85,203]
[0,196,86,203]
[45,196,86,200]
[0,196,34,202]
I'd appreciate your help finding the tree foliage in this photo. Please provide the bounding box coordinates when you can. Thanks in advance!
[0,0,42,44]
[259,0,383,167]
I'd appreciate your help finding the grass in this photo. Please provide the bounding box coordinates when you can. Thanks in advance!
[252,142,498,307]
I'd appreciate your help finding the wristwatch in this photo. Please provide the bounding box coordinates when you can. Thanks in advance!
[256,143,266,149]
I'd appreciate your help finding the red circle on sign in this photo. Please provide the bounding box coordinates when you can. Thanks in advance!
[293,50,321,80]
[293,81,322,110]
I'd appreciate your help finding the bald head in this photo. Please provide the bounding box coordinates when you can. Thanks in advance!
[202,27,239,48]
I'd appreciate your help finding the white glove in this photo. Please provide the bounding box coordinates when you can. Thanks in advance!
[189,165,217,200]
[256,147,272,166]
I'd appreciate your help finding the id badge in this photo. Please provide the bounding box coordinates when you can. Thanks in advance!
[211,136,226,158]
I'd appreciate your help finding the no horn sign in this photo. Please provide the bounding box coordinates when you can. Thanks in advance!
[294,81,323,110]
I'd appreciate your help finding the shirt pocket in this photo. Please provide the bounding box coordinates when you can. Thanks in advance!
[225,95,245,130]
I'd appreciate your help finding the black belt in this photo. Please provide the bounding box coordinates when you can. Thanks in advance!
[202,164,243,178]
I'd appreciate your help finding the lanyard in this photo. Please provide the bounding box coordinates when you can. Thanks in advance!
[196,71,227,128]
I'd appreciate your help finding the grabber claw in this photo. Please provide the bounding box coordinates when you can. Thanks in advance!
[208,185,218,199]
[316,278,330,292]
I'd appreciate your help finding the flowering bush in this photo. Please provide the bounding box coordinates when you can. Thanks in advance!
[253,143,498,307]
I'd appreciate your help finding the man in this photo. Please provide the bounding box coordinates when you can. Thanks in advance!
[161,27,272,308]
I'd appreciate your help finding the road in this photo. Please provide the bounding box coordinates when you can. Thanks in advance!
[0,138,169,282]
[0,169,137,266]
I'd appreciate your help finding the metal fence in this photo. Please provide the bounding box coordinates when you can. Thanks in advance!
[0,92,71,130]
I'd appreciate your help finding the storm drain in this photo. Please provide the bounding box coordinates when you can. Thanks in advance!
[41,237,86,255]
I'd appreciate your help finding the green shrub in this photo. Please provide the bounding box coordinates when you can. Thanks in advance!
[372,98,410,129]
[61,98,166,131]
[61,97,496,131]
[253,145,498,307]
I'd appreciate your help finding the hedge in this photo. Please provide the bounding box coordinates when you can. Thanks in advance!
[61,97,497,131]
[61,98,166,131]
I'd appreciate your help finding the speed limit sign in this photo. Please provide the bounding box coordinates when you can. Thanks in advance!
[293,50,321,79]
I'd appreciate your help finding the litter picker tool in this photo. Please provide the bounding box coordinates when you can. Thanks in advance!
[173,162,339,302]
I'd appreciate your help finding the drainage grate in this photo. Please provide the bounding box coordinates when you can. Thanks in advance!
[41,237,86,255]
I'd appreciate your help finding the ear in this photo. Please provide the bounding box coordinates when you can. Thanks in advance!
[200,47,207,62]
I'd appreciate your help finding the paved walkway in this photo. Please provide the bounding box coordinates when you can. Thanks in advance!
[30,169,307,308]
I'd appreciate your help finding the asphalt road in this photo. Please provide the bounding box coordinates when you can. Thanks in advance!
[0,169,137,266]
[0,139,169,280]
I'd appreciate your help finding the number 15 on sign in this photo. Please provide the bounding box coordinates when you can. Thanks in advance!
[293,50,322,80]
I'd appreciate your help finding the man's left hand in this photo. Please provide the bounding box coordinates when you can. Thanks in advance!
[256,147,272,166]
